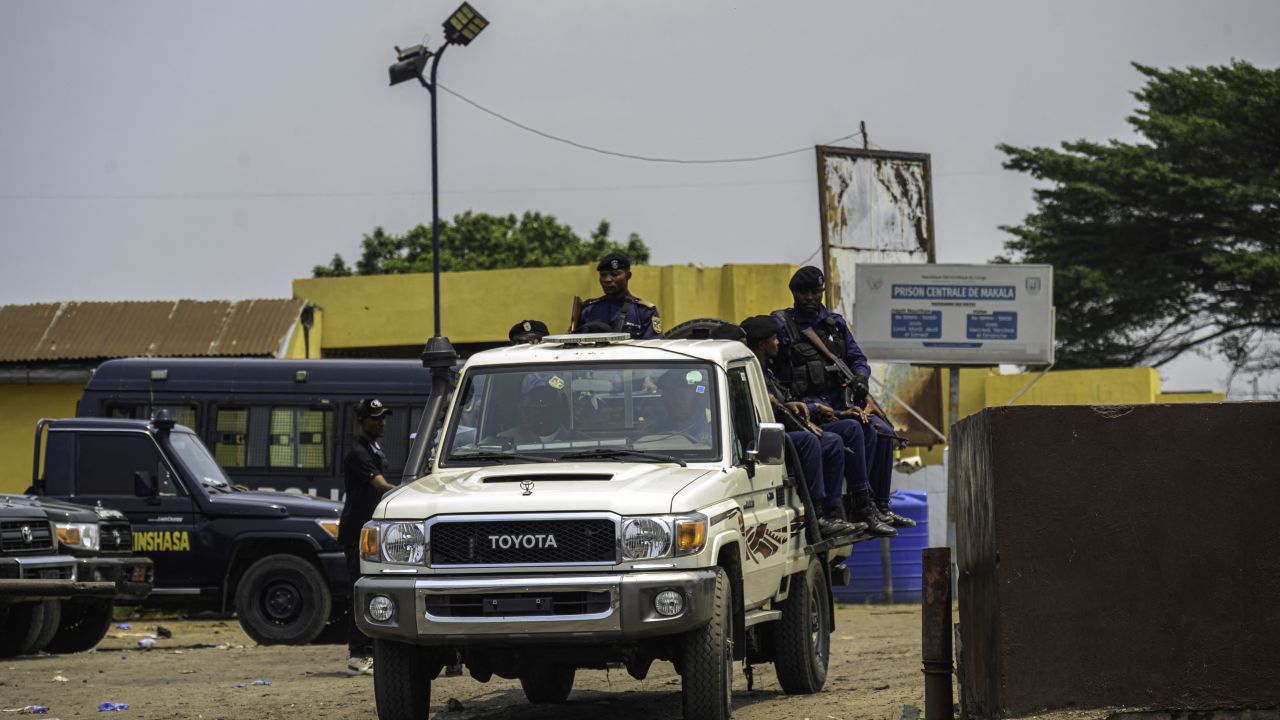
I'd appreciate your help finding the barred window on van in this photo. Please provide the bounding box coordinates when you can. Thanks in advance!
[215,407,333,470]
[108,403,197,430]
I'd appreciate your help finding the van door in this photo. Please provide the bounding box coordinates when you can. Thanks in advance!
[726,363,789,605]
[69,432,199,590]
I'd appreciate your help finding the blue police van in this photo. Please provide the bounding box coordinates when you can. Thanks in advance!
[77,358,432,502]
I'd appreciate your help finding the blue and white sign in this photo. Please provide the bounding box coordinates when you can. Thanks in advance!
[853,264,1054,364]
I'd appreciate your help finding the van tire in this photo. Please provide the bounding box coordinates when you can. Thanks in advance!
[45,599,114,654]
[374,639,432,720]
[772,558,831,694]
[235,554,331,645]
[680,568,732,720]
[520,665,575,703]
[0,602,47,657]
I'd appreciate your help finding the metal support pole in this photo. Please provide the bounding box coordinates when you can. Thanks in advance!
[427,44,448,338]
[879,537,894,603]
[922,547,954,720]
[946,367,960,597]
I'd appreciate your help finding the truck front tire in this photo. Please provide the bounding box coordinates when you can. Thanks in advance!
[0,602,47,657]
[680,567,733,720]
[520,665,576,704]
[373,639,433,720]
[772,557,831,694]
[45,599,114,654]
[234,553,331,645]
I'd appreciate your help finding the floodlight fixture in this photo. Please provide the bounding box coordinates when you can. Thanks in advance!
[443,2,488,46]
[389,44,432,86]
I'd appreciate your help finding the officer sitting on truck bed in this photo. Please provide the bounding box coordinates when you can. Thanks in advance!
[771,266,915,530]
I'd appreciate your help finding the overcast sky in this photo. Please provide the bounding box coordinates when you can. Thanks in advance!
[2,1,1277,394]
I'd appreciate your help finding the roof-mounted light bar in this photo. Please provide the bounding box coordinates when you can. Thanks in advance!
[542,333,630,346]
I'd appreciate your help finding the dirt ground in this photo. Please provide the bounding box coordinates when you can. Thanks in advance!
[0,605,1117,720]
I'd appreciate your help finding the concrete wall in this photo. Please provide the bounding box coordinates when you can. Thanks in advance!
[0,383,81,494]
[953,403,1280,718]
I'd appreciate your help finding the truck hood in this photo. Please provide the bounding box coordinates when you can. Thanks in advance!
[205,491,342,519]
[0,493,107,523]
[378,463,716,519]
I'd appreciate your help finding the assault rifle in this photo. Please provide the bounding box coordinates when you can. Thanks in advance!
[567,296,583,333]
[797,326,910,448]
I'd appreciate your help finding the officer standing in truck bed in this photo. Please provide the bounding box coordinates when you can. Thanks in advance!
[577,252,662,339]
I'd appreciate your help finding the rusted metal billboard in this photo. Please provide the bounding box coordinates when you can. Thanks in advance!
[815,145,942,445]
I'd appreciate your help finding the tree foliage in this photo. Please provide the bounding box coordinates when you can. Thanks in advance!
[313,211,649,277]
[997,61,1280,371]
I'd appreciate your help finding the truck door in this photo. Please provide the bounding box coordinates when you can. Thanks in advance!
[726,363,789,605]
[70,432,198,589]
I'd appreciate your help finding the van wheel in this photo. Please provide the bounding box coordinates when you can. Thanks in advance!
[0,602,47,657]
[45,599,114,654]
[772,558,831,694]
[235,554,331,645]
[374,639,433,720]
[680,568,732,720]
[520,665,575,703]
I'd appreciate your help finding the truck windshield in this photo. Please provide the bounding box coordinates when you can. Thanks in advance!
[167,430,234,492]
[441,362,721,465]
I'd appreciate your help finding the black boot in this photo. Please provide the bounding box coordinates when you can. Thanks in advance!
[851,490,896,537]
[823,505,867,535]
[877,501,917,529]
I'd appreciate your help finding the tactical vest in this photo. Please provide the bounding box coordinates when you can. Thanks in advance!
[772,311,846,396]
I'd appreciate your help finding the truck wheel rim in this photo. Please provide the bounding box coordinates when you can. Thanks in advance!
[809,593,825,666]
[263,580,302,622]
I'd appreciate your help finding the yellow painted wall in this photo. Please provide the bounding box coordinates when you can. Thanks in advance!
[0,384,81,494]
[293,264,798,348]
[1157,390,1226,403]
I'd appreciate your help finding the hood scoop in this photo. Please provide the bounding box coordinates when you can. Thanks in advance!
[482,474,613,484]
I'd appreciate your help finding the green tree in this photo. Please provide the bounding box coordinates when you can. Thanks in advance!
[997,61,1280,371]
[312,211,649,278]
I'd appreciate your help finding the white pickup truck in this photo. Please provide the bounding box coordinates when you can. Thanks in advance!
[355,333,865,720]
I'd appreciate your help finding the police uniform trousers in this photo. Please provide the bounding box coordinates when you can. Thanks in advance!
[865,414,895,505]
[818,419,874,497]
[788,430,845,513]
[344,545,371,657]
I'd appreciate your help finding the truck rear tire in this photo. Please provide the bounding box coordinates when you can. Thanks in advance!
[520,665,575,703]
[772,557,831,694]
[373,638,433,720]
[45,599,114,654]
[680,567,732,720]
[234,553,331,645]
[30,600,62,653]
[0,601,47,657]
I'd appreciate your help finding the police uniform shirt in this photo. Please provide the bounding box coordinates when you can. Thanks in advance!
[338,437,392,547]
[578,294,663,339]
[772,307,870,413]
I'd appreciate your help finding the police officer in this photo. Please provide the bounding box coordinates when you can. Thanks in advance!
[772,266,915,529]
[742,313,890,532]
[509,319,550,345]
[338,398,397,676]
[577,252,662,339]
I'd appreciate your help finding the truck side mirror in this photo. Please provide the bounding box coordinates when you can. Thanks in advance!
[747,423,786,466]
[134,471,159,499]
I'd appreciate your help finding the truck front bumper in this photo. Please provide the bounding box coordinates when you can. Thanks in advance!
[0,555,115,603]
[355,569,719,645]
[77,557,155,603]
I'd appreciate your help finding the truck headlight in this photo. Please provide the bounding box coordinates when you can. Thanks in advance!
[360,523,380,562]
[381,522,426,565]
[622,518,671,560]
[56,522,100,551]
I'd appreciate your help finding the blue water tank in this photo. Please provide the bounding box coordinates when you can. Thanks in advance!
[834,490,929,603]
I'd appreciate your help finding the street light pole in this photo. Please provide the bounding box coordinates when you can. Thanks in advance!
[389,3,488,339]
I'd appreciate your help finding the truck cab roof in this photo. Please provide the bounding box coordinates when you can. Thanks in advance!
[44,418,181,434]
[465,337,757,370]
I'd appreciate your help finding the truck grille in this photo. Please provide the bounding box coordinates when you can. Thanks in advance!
[424,590,611,618]
[99,521,133,554]
[1,520,54,553]
[430,518,617,566]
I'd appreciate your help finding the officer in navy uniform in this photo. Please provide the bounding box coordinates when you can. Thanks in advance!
[509,319,550,345]
[771,266,916,530]
[577,251,663,339]
[338,398,397,676]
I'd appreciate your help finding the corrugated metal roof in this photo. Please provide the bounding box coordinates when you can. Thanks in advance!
[0,299,304,362]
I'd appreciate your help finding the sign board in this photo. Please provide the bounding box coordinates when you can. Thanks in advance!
[853,263,1054,365]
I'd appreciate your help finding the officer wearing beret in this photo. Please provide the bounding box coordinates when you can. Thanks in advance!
[577,252,663,339]
[771,266,915,530]
[509,319,550,345]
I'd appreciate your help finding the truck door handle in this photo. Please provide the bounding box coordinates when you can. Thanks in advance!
[766,491,774,502]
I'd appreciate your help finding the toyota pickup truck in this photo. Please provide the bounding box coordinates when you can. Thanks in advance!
[1,494,153,653]
[355,334,867,720]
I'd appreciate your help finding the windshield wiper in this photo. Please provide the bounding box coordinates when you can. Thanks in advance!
[559,448,687,467]
[447,451,555,464]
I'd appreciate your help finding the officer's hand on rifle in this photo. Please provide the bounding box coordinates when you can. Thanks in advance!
[812,402,836,423]
[785,402,810,420]
[851,374,870,408]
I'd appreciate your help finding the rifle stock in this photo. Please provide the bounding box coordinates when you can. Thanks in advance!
[568,295,583,333]
[798,325,906,442]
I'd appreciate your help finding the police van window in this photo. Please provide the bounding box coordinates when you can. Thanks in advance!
[377,407,416,475]
[76,434,176,496]
[108,403,197,430]
[727,366,757,463]
[216,406,334,470]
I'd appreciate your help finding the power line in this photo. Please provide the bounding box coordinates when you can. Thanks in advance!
[796,246,822,266]
[437,82,864,164]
